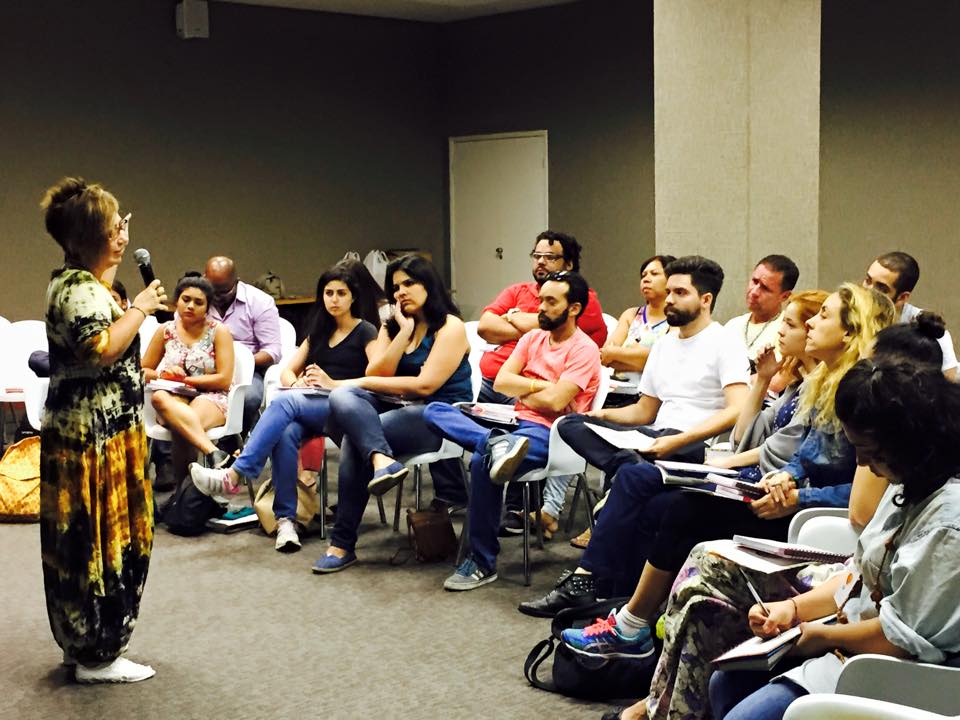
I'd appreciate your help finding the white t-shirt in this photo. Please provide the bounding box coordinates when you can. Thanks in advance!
[639,322,750,431]
[725,311,783,363]
[900,302,958,373]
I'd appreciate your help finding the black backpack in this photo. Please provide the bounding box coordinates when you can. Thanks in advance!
[523,598,659,702]
[160,479,226,536]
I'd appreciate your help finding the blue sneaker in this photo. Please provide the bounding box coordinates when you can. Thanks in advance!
[443,557,498,591]
[311,551,357,574]
[561,610,655,659]
[486,434,529,485]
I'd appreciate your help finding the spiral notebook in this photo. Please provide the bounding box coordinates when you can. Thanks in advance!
[712,614,837,671]
[732,535,852,564]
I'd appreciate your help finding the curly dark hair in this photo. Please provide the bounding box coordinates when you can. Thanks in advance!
[836,358,960,505]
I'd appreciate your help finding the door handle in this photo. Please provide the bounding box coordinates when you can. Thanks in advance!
[495,247,503,260]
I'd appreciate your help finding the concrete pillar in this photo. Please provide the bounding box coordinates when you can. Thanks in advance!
[654,0,821,320]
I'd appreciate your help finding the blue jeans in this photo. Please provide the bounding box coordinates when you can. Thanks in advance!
[709,670,807,720]
[232,391,329,521]
[326,387,446,552]
[423,402,550,571]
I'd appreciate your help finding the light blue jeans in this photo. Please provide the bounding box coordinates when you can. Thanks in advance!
[232,390,329,520]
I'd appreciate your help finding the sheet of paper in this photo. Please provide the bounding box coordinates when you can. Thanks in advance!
[655,459,738,477]
[584,423,656,451]
[705,539,812,574]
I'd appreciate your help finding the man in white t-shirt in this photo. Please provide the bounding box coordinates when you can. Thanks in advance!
[724,255,798,371]
[862,251,958,380]
[520,256,751,618]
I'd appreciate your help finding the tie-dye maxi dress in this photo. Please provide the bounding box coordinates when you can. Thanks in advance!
[39,267,153,665]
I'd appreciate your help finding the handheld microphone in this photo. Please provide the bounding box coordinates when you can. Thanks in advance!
[133,248,156,286]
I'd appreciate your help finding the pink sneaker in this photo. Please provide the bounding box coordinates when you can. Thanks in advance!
[189,463,240,498]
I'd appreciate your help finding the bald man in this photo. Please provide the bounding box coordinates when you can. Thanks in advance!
[204,256,282,432]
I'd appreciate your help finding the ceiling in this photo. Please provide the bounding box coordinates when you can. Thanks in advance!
[215,0,578,23]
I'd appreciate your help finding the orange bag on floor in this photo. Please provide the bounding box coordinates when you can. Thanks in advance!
[0,436,40,522]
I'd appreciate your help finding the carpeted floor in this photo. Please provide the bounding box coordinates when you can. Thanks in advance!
[0,466,623,720]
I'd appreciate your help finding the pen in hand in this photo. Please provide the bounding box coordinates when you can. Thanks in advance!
[739,567,769,616]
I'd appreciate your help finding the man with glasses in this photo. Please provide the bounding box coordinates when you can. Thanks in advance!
[476,230,606,533]
[204,255,282,433]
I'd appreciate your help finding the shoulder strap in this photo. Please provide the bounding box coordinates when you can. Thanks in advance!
[523,637,558,693]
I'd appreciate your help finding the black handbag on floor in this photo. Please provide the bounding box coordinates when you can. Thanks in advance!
[523,598,658,702]
[161,478,226,536]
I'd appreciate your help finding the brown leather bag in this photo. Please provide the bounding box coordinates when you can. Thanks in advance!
[405,507,457,563]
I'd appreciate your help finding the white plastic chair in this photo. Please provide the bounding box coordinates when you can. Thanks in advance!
[785,693,958,720]
[512,366,613,585]
[143,342,255,447]
[602,312,619,337]
[787,507,857,554]
[138,315,160,358]
[262,318,299,409]
[784,654,960,719]
[0,320,48,445]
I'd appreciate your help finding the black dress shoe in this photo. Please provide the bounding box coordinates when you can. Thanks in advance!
[517,569,597,618]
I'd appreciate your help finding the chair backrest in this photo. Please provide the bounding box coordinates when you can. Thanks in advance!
[787,507,857,553]
[278,317,297,361]
[464,320,493,401]
[207,342,256,440]
[1,320,48,392]
[590,366,613,411]
[138,315,160,357]
[602,312,619,337]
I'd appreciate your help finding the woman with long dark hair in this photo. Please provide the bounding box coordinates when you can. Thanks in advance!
[310,254,473,573]
[191,261,380,551]
[709,356,960,720]
[39,177,167,682]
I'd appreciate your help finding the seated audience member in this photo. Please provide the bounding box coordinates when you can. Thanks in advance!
[142,275,234,482]
[422,271,600,591]
[862,250,958,379]
[203,255,282,431]
[709,358,960,720]
[558,255,748,474]
[725,255,798,374]
[524,285,893,616]
[713,290,830,479]
[28,278,129,379]
[476,230,606,534]
[572,312,944,720]
[191,262,380,551]
[601,254,676,408]
[309,255,472,573]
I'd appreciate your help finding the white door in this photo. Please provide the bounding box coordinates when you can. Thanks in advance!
[450,131,549,320]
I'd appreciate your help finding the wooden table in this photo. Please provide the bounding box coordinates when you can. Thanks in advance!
[276,296,315,343]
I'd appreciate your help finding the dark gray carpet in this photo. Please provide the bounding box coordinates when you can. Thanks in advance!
[0,473,615,720]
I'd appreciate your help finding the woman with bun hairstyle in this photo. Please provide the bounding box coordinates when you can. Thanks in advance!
[39,177,167,683]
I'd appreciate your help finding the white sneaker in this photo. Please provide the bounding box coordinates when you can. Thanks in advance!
[275,518,302,552]
[190,463,239,498]
[75,657,156,684]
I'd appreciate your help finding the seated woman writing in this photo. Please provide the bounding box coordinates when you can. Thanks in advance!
[190,261,381,551]
[309,254,473,574]
[520,285,894,618]
[142,274,234,482]
[709,356,960,720]
[574,313,948,720]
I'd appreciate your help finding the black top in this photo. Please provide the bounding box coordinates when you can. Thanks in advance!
[306,320,378,380]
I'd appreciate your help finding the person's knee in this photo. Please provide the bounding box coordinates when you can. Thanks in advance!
[151,391,172,413]
[556,414,586,441]
[422,401,448,430]
[614,462,661,495]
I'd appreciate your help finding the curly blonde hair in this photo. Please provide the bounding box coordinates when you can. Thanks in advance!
[40,177,119,269]
[796,283,896,432]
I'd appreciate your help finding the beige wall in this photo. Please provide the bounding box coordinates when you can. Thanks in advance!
[443,0,656,318]
[0,1,444,320]
[819,1,960,328]
[654,0,821,322]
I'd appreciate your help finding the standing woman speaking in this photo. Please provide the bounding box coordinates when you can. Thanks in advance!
[39,178,167,683]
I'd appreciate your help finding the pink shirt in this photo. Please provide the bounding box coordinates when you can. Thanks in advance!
[508,328,601,428]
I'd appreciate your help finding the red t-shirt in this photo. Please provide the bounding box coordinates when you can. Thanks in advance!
[510,328,601,428]
[479,281,606,379]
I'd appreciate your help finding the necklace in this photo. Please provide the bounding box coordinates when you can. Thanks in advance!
[641,305,668,330]
[743,313,779,351]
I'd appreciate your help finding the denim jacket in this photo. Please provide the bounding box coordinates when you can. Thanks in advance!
[781,418,857,508]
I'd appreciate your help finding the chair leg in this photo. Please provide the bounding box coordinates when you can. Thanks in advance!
[393,478,403,532]
[534,482,544,550]
[566,474,583,534]
[414,465,422,512]
[522,482,531,586]
[319,449,328,540]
